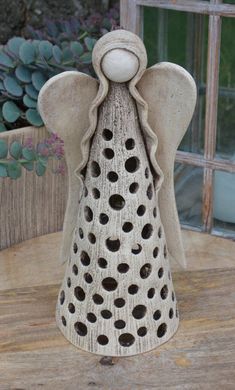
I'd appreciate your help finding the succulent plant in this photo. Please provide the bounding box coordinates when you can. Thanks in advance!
[0,132,65,179]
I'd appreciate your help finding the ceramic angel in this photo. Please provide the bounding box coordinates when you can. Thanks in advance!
[38,30,196,356]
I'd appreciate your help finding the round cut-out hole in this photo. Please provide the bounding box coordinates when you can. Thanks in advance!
[79,228,84,239]
[68,303,75,313]
[67,277,71,288]
[74,322,87,336]
[91,161,101,177]
[102,128,113,141]
[92,188,100,199]
[87,312,97,323]
[109,194,125,210]
[125,156,140,173]
[103,148,114,159]
[153,207,157,218]
[93,294,104,305]
[145,167,149,178]
[60,290,65,305]
[114,298,125,308]
[157,323,167,338]
[153,310,161,321]
[140,263,152,279]
[107,171,118,182]
[147,183,153,200]
[125,138,135,150]
[128,284,139,294]
[102,277,118,291]
[158,267,164,278]
[142,224,153,239]
[160,285,168,300]
[101,310,112,319]
[106,237,120,252]
[84,206,93,222]
[88,233,96,244]
[99,213,109,225]
[97,335,109,345]
[129,182,139,193]
[61,316,66,326]
[131,243,142,255]
[74,286,85,301]
[98,257,107,268]
[72,264,78,275]
[137,327,147,337]
[147,288,155,299]
[114,320,126,329]
[80,251,90,266]
[169,308,174,319]
[122,222,133,233]
[137,205,146,216]
[132,305,147,319]
[153,247,159,258]
[119,333,135,347]
[84,272,93,284]
[117,263,129,273]
[73,242,78,254]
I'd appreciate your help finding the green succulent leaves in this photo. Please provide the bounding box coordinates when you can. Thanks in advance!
[2,102,21,123]
[25,109,43,127]
[19,42,36,64]
[0,139,8,158]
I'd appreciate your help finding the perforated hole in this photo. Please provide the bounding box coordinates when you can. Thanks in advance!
[97,335,109,345]
[87,312,97,323]
[72,264,78,275]
[114,320,126,329]
[129,182,139,193]
[125,138,135,150]
[147,183,153,200]
[88,233,96,244]
[106,237,120,252]
[117,263,129,273]
[147,288,155,299]
[132,305,147,319]
[101,310,112,319]
[84,272,93,284]
[84,206,93,222]
[91,161,101,177]
[99,213,109,225]
[80,251,90,266]
[84,186,88,197]
[145,167,149,178]
[114,298,125,308]
[169,308,174,319]
[142,224,153,239]
[74,322,87,336]
[103,148,114,159]
[68,303,75,313]
[140,263,152,279]
[119,333,135,347]
[157,323,167,338]
[160,285,168,300]
[98,257,107,268]
[74,286,85,301]
[172,292,175,301]
[102,277,118,291]
[153,247,159,258]
[67,277,71,288]
[137,205,146,216]
[153,207,157,218]
[164,245,167,258]
[158,227,162,238]
[128,284,139,294]
[107,171,118,182]
[79,228,84,239]
[131,243,142,255]
[158,267,164,278]
[109,194,125,210]
[125,157,140,173]
[102,128,113,141]
[60,290,65,305]
[92,188,100,199]
[93,294,104,305]
[73,242,78,254]
[61,316,66,326]
[137,327,147,337]
[153,310,161,321]
[122,222,133,233]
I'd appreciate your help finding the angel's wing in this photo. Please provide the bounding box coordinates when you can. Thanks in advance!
[38,71,98,264]
[137,62,197,268]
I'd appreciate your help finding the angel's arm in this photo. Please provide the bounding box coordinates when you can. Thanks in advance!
[38,71,98,263]
[137,62,197,268]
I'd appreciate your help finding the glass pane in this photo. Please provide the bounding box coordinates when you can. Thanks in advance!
[213,170,235,236]
[174,163,203,228]
[143,8,208,155]
[216,17,235,160]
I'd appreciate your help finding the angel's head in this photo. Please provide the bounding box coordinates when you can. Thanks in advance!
[92,29,147,84]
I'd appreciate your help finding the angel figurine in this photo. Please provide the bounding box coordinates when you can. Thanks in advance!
[38,30,196,357]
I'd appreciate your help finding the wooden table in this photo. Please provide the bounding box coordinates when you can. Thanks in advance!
[0,231,235,389]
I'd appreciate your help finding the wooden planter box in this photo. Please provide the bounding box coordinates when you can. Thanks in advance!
[0,126,67,250]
